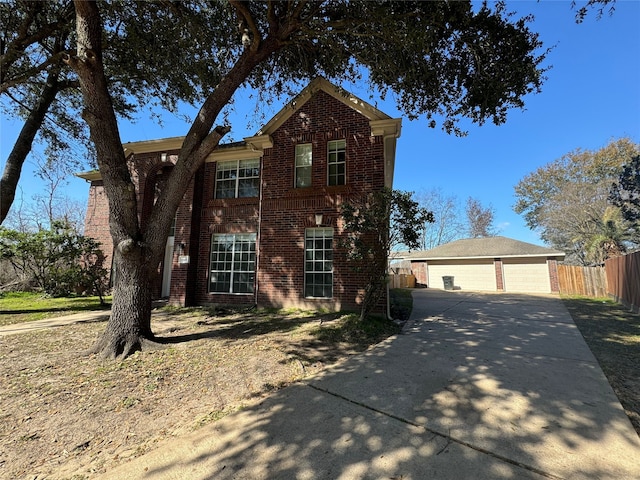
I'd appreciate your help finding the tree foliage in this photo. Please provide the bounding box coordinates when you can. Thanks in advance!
[573,0,617,23]
[0,221,108,298]
[341,189,433,321]
[610,155,640,230]
[4,0,555,359]
[0,0,242,223]
[514,138,640,264]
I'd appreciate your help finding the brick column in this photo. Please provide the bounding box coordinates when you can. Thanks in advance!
[494,258,504,291]
[548,258,560,293]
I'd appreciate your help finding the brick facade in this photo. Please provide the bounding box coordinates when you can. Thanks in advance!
[83,180,112,273]
[494,258,504,291]
[547,258,560,293]
[80,79,401,314]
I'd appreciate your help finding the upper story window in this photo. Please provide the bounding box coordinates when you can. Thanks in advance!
[327,139,346,186]
[215,159,260,199]
[295,144,312,188]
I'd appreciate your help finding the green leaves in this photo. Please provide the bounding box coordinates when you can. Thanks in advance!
[513,138,640,264]
[0,221,108,297]
[610,155,640,228]
[340,188,433,320]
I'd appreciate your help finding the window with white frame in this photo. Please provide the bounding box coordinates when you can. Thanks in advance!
[209,233,256,294]
[304,228,333,298]
[327,139,346,186]
[215,159,260,199]
[295,144,312,188]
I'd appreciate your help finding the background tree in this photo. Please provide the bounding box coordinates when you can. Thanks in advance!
[0,221,107,297]
[414,188,465,249]
[610,155,640,232]
[465,197,496,238]
[1,1,84,223]
[2,151,85,234]
[341,189,433,322]
[514,137,640,264]
[7,0,551,359]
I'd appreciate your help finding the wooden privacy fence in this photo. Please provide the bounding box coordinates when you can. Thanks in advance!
[605,251,640,313]
[557,265,607,297]
[389,274,416,289]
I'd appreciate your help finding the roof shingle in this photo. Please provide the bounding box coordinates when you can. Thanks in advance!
[401,236,565,260]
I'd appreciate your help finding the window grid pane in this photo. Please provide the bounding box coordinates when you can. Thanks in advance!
[215,159,260,199]
[304,228,333,298]
[295,144,313,188]
[327,140,346,186]
[209,233,256,293]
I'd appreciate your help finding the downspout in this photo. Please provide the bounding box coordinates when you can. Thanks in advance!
[254,156,264,308]
[244,134,272,308]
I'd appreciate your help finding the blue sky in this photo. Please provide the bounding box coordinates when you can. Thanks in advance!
[2,1,639,245]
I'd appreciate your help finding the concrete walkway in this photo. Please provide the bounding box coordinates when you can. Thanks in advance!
[0,310,111,336]
[85,290,639,479]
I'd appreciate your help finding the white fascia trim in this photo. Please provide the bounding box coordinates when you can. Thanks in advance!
[206,134,273,162]
[410,253,565,261]
[370,118,402,138]
[122,136,185,156]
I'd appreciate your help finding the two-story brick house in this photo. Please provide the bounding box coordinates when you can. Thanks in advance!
[79,78,401,312]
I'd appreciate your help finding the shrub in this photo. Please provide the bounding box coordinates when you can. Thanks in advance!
[0,221,108,298]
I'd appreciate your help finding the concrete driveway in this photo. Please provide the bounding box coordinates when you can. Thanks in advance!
[97,289,640,480]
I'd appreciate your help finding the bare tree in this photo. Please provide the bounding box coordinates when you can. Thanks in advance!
[414,188,465,249]
[465,197,496,238]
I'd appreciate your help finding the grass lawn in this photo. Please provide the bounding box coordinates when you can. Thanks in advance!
[562,295,640,435]
[0,291,111,326]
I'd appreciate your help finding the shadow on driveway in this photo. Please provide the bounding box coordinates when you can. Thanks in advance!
[97,289,640,480]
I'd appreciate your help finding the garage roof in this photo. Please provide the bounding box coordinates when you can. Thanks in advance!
[402,236,565,261]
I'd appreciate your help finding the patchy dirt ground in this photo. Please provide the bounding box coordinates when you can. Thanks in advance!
[0,307,400,480]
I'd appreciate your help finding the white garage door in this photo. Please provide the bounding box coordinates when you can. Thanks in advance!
[502,258,550,293]
[427,259,496,291]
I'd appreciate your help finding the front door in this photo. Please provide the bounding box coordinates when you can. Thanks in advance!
[161,236,174,298]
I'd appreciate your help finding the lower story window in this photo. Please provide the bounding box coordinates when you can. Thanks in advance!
[305,228,333,298]
[209,233,256,294]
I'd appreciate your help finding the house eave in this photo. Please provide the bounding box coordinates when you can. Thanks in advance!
[122,136,185,156]
[409,253,566,262]
[75,170,102,182]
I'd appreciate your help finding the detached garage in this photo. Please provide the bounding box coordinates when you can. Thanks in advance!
[405,237,565,294]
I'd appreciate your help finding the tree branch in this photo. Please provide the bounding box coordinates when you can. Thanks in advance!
[230,0,261,52]
[0,50,72,94]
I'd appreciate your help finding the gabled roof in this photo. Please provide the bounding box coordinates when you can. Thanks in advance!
[78,77,401,185]
[257,77,401,138]
[403,236,565,261]
[120,78,401,156]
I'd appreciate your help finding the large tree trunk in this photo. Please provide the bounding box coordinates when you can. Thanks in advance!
[0,71,60,223]
[86,249,155,359]
[68,0,286,360]
[69,1,157,359]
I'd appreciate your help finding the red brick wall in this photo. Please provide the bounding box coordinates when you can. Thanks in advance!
[82,151,185,298]
[411,261,428,287]
[83,89,391,314]
[494,258,504,291]
[168,175,197,306]
[83,181,113,274]
[547,258,560,293]
[256,90,386,311]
